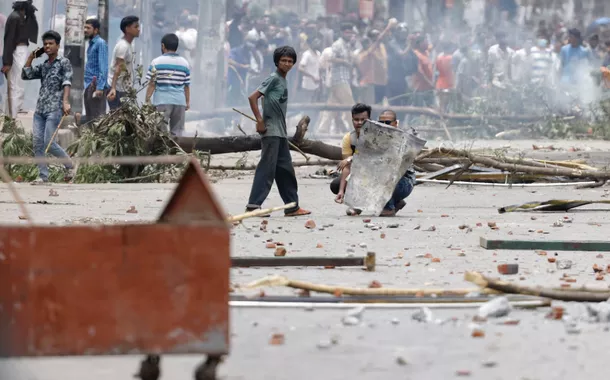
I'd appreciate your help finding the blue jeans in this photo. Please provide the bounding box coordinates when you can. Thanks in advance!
[383,175,415,211]
[33,111,72,180]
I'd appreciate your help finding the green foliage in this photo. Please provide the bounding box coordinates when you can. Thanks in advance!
[1,92,208,184]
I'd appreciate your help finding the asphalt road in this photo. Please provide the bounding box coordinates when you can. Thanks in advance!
[1,139,610,379]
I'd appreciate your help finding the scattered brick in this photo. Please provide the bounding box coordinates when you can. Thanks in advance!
[269,333,285,345]
[546,306,564,320]
[497,263,519,275]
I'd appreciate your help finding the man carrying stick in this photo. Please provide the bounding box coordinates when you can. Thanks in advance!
[22,30,74,184]
[245,46,311,217]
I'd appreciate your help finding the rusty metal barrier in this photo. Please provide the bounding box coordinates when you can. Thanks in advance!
[0,157,230,379]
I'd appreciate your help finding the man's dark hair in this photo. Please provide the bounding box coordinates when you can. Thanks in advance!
[86,18,101,30]
[120,15,139,33]
[273,46,297,66]
[12,1,29,11]
[351,103,372,118]
[340,23,354,32]
[568,28,581,40]
[161,33,180,51]
[42,30,61,44]
[380,109,397,121]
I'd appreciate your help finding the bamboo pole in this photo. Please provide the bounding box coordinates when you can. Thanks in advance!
[45,115,66,154]
[465,271,610,302]
[243,275,498,296]
[227,202,296,222]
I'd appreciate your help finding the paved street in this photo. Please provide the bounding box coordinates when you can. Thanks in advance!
[1,139,610,379]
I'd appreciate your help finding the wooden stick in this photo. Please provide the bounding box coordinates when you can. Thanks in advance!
[45,115,67,154]
[232,108,311,162]
[243,275,498,296]
[227,202,297,222]
[465,271,610,302]
[0,165,32,223]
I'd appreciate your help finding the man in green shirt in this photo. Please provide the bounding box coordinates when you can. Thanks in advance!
[246,46,311,217]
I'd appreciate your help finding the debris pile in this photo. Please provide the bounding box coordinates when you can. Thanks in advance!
[1,93,208,183]
[413,147,610,187]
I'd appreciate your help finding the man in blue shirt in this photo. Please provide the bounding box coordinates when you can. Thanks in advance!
[145,33,190,137]
[81,18,109,124]
[560,28,592,85]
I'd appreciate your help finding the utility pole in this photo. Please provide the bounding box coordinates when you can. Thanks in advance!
[64,0,88,114]
[195,0,226,110]
[98,0,109,41]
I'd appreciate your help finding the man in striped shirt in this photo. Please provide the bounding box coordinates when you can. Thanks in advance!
[145,33,190,137]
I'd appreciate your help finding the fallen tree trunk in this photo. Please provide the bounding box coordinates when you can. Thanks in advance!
[187,104,559,123]
[177,116,343,160]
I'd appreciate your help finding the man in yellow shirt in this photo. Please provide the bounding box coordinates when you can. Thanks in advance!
[330,104,415,216]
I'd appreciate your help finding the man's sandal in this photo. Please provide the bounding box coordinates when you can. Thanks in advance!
[285,208,312,217]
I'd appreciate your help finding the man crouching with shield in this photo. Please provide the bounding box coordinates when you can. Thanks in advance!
[330,104,416,216]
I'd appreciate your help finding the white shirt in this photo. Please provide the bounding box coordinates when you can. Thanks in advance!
[108,38,135,92]
[320,47,333,88]
[488,44,515,85]
[300,49,321,90]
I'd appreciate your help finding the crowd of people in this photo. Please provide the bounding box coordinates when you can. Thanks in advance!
[224,2,610,134]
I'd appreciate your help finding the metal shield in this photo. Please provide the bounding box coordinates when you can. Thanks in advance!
[344,120,427,215]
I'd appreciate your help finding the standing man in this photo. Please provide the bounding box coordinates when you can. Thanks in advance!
[318,23,356,134]
[411,34,435,107]
[145,33,190,137]
[559,28,591,86]
[81,18,108,124]
[2,0,38,117]
[107,15,140,110]
[487,31,515,88]
[22,31,74,184]
[245,46,311,217]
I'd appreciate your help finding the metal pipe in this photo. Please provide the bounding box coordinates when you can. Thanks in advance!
[229,299,549,309]
[232,252,375,271]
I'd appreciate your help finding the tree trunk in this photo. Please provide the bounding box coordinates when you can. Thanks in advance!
[177,116,343,160]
